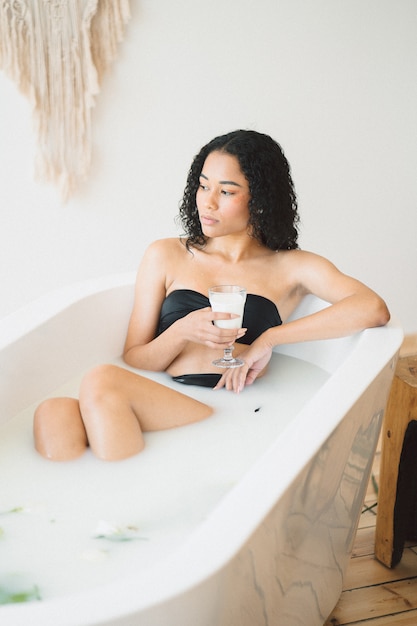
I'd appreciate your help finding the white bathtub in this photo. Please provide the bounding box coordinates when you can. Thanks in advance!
[0,272,402,625]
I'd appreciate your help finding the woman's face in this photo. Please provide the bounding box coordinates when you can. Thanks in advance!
[196,151,251,239]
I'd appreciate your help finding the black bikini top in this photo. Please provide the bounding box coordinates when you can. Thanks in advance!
[158,289,282,345]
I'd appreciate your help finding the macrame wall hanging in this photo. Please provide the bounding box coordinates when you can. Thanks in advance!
[0,0,131,200]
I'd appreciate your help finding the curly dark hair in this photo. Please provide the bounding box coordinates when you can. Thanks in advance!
[177,129,300,251]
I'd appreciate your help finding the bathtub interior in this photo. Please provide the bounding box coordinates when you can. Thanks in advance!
[0,274,403,625]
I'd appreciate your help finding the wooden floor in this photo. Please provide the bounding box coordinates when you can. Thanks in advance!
[325,334,417,626]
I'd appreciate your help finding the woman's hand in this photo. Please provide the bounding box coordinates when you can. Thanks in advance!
[214,334,274,393]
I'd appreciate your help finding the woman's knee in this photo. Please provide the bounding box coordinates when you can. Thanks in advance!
[34,397,69,433]
[33,397,87,461]
[79,364,123,405]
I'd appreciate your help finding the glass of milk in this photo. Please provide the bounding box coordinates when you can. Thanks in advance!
[208,285,247,368]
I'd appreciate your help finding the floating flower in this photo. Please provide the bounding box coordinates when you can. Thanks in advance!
[0,584,40,605]
[92,520,146,542]
[0,506,30,516]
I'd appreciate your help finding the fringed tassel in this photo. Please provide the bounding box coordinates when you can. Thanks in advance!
[0,0,131,201]
[90,0,131,82]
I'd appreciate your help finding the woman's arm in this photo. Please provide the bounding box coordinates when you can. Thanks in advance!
[217,251,390,392]
[272,251,390,339]
[123,240,189,371]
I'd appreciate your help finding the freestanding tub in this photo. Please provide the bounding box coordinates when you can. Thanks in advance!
[0,272,402,625]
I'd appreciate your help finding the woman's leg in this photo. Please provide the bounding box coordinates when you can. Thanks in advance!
[34,365,213,462]
[78,364,213,461]
[34,397,88,461]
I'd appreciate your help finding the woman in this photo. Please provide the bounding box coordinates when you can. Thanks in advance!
[34,130,390,462]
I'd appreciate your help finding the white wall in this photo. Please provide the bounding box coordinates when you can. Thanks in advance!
[1,0,416,332]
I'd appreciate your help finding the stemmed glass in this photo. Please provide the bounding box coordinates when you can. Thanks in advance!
[208,285,247,368]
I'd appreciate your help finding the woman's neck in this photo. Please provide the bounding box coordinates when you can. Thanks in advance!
[203,234,266,263]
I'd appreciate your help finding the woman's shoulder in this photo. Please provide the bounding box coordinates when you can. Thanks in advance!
[277,248,332,266]
[144,237,187,259]
[273,249,340,284]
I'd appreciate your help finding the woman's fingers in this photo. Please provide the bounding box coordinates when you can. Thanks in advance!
[213,362,249,393]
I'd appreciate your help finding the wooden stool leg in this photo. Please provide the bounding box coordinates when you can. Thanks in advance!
[392,420,417,565]
[375,356,417,567]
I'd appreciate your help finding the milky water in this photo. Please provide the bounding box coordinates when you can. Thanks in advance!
[0,353,328,602]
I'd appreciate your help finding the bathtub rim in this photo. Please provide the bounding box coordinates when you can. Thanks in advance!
[0,271,137,351]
